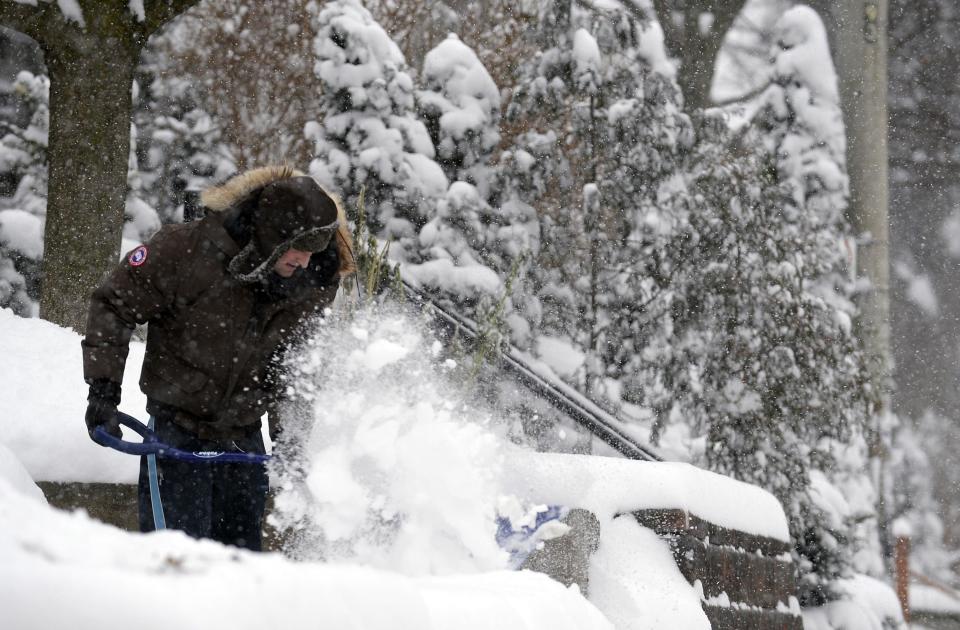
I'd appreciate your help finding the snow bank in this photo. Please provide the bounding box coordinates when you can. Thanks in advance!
[503,450,788,629]
[504,450,790,542]
[591,515,710,630]
[0,471,611,630]
[802,574,905,630]
[0,440,45,502]
[0,307,147,483]
[912,583,960,615]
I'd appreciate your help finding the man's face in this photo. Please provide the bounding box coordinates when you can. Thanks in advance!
[274,248,312,278]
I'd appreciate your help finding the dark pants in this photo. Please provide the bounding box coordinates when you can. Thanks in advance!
[138,415,269,551]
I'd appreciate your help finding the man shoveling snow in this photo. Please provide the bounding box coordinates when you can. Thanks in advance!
[80,165,355,550]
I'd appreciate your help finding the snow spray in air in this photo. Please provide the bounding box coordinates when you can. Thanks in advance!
[268,304,511,575]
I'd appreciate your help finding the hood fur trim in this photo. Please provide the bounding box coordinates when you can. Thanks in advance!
[331,195,357,278]
[202,165,356,278]
[201,165,302,212]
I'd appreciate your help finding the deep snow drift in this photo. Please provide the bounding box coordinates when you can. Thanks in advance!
[0,305,613,630]
[0,307,147,483]
[0,303,838,630]
[0,466,611,630]
[0,304,722,629]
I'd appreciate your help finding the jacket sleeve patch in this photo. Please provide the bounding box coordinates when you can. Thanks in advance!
[128,245,149,267]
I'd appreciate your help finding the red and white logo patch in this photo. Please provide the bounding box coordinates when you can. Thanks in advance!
[128,245,149,267]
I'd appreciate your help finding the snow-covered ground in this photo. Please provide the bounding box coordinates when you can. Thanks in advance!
[911,581,960,617]
[801,575,907,630]
[0,305,718,629]
[0,307,147,483]
[0,460,610,630]
[0,304,892,630]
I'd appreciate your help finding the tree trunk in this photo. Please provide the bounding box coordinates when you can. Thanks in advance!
[41,43,138,332]
[650,0,747,110]
[0,0,200,332]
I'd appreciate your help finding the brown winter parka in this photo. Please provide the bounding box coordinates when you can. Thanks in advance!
[81,167,355,439]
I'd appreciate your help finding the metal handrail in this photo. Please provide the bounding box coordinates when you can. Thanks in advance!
[402,280,661,461]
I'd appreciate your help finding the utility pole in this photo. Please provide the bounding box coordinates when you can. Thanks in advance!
[816,0,892,554]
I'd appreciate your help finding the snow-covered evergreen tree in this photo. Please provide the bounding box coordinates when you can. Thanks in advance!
[501,1,690,399]
[755,5,847,227]
[754,6,884,594]
[408,33,541,348]
[305,0,448,260]
[134,54,236,224]
[416,34,500,189]
[0,71,47,315]
[631,116,874,603]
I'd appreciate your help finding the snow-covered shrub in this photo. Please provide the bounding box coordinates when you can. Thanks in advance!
[0,71,47,316]
[629,120,874,603]
[416,34,501,187]
[134,56,236,224]
[501,1,690,399]
[305,0,447,258]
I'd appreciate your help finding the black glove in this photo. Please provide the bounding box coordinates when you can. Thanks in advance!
[85,379,122,442]
[308,241,340,287]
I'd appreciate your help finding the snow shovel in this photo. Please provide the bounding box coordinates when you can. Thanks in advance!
[92,412,271,531]
[92,411,271,464]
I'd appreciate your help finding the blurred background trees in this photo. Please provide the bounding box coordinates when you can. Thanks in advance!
[0,0,956,606]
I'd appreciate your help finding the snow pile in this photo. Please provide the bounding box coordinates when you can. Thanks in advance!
[0,467,611,630]
[0,307,146,483]
[591,516,710,629]
[503,451,793,629]
[270,305,512,575]
[802,574,906,630]
[912,583,960,615]
[504,450,791,542]
[0,440,45,502]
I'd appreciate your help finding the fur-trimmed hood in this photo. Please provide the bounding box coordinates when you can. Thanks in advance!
[201,165,356,278]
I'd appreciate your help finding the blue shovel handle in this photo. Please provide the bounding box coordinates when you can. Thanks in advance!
[93,412,270,464]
